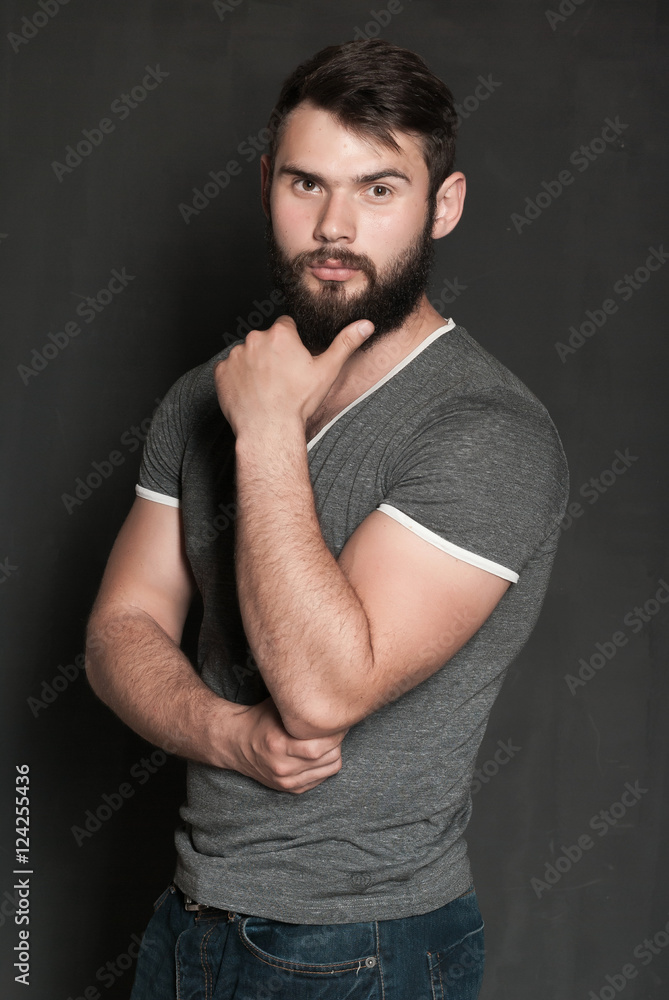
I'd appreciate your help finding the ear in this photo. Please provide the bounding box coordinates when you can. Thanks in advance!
[431,171,466,239]
[260,154,272,219]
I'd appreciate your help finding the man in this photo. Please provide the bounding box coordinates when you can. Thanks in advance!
[86,39,569,999]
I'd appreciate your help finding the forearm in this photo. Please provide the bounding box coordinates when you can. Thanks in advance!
[85,606,243,768]
[234,423,373,738]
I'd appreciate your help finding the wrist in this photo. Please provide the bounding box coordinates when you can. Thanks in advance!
[234,417,305,458]
[201,696,249,770]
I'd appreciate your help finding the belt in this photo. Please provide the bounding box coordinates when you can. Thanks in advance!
[183,893,236,919]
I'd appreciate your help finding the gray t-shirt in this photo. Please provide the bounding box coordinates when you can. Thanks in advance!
[136,320,569,923]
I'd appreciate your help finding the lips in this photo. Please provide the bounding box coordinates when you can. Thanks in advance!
[309,259,362,281]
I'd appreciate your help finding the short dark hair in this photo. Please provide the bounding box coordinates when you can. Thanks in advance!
[265,39,458,205]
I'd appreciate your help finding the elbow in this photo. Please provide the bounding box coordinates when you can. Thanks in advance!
[280,697,358,740]
[83,631,104,699]
[83,610,119,698]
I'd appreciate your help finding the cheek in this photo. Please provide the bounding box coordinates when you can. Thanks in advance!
[361,213,423,266]
[270,194,313,246]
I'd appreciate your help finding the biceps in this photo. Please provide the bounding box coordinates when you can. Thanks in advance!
[91,497,195,643]
[337,510,510,710]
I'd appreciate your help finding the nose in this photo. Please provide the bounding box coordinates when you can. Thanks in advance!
[313,190,356,245]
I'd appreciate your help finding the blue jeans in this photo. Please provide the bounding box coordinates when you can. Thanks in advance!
[129,881,485,999]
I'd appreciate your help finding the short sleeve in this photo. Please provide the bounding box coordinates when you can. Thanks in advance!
[135,372,192,508]
[377,392,569,583]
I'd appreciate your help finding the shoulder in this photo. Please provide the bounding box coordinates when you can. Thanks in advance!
[399,324,570,519]
[137,342,242,502]
[154,340,243,432]
[425,325,566,461]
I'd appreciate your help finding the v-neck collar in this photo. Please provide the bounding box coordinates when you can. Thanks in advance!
[306,318,456,451]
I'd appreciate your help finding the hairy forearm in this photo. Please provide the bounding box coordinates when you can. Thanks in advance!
[85,607,241,767]
[234,423,373,738]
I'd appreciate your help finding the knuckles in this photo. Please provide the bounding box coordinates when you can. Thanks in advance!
[244,328,264,347]
[273,314,297,331]
[228,316,300,351]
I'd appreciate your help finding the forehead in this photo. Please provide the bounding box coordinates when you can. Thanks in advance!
[274,101,428,181]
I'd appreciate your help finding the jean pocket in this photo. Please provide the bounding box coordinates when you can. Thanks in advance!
[426,920,485,1000]
[238,917,382,999]
[152,882,176,913]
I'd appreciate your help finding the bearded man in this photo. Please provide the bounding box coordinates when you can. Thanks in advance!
[86,38,569,1000]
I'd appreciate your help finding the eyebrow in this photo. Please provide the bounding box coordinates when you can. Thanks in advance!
[277,163,412,186]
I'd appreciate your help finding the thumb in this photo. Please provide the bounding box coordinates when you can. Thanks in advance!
[319,319,375,371]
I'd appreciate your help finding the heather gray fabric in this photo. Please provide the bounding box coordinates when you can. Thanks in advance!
[136,322,569,923]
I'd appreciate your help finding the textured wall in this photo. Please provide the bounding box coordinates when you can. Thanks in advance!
[1,0,667,996]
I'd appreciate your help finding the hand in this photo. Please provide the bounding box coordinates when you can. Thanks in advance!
[214,314,374,438]
[226,697,348,794]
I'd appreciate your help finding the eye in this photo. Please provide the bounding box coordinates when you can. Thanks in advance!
[368,184,391,199]
[294,177,320,193]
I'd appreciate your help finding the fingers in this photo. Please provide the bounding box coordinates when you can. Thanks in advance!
[283,736,346,761]
[319,319,374,373]
[273,314,298,330]
[255,738,343,792]
[270,314,374,370]
[246,698,347,793]
[273,757,343,794]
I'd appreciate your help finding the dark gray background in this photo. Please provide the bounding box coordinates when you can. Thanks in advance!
[1,0,668,996]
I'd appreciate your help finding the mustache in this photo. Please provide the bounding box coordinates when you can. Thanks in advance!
[289,247,377,279]
[264,217,377,280]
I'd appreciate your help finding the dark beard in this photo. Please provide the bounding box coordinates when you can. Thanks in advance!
[264,204,436,355]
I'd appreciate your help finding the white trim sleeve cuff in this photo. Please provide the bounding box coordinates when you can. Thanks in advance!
[376,503,520,584]
[135,485,180,508]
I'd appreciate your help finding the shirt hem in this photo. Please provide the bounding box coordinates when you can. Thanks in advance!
[171,858,474,924]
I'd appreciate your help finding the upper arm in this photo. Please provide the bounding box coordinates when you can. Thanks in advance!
[91,368,196,643]
[330,397,568,729]
[89,496,196,644]
[335,509,510,726]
